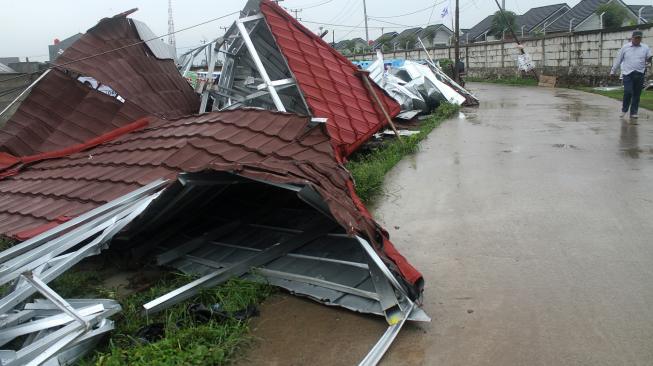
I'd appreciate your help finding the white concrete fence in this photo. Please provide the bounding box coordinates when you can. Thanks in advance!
[348,24,653,83]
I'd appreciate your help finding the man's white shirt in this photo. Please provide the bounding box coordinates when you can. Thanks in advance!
[611,42,652,76]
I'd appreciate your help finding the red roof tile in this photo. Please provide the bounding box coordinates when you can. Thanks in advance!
[0,109,422,289]
[259,0,401,159]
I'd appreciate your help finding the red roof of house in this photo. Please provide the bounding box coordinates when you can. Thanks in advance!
[260,0,401,159]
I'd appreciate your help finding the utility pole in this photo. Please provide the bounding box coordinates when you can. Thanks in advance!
[454,0,460,82]
[332,30,335,45]
[290,8,302,21]
[167,0,176,56]
[363,0,369,43]
[219,26,229,35]
[502,0,505,10]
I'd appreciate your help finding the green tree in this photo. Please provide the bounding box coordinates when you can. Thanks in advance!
[401,34,418,50]
[490,10,518,38]
[596,3,628,29]
[421,27,437,46]
[375,33,396,50]
[342,39,357,53]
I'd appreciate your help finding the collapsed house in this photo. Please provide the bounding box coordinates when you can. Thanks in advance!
[0,2,430,365]
[208,0,402,159]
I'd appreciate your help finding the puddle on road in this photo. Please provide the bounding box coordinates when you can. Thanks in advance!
[552,143,580,150]
[620,147,653,159]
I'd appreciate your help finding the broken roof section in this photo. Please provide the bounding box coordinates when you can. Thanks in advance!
[0,70,147,157]
[215,0,401,159]
[53,9,198,119]
[0,10,198,158]
[0,109,422,292]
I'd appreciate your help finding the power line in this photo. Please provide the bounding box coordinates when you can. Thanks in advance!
[302,19,405,29]
[293,0,335,9]
[328,0,358,26]
[0,10,241,84]
[336,19,366,41]
[369,0,447,19]
[290,8,303,20]
[426,0,439,26]
[367,17,412,28]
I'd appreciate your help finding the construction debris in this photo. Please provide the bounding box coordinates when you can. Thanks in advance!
[212,0,402,159]
[0,1,445,364]
[366,50,478,117]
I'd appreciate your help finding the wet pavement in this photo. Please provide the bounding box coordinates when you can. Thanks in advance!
[237,83,653,365]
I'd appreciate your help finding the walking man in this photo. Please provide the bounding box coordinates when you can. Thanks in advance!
[610,31,652,120]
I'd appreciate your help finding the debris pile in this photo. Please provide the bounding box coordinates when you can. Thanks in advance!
[0,0,479,364]
[366,50,478,118]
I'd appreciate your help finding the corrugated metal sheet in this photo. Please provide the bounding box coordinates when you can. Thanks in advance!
[133,19,177,60]
[260,0,401,158]
[54,14,198,119]
[0,63,16,74]
[0,70,147,156]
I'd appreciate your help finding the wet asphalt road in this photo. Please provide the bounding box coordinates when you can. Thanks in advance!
[237,83,653,365]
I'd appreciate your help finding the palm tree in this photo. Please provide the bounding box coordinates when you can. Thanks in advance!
[490,10,518,38]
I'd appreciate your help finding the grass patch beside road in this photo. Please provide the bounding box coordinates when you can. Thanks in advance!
[347,103,459,204]
[466,76,538,86]
[0,236,15,251]
[577,87,653,111]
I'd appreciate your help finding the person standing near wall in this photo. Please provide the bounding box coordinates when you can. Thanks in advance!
[610,31,652,121]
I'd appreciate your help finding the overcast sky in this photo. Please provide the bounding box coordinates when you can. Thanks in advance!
[1,0,645,61]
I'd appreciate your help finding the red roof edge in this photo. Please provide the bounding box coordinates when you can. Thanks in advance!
[0,117,150,179]
[261,0,370,72]
[345,174,423,287]
[14,216,72,241]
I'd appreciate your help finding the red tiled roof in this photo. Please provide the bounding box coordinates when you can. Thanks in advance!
[0,109,422,288]
[260,0,401,159]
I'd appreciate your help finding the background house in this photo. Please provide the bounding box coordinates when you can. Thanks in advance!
[372,31,399,51]
[419,24,454,48]
[392,27,424,50]
[334,37,369,54]
[518,3,571,35]
[629,5,653,23]
[0,57,19,66]
[48,33,83,62]
[547,0,641,33]
[463,15,495,43]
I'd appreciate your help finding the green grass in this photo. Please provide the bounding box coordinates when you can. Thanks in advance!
[0,236,15,251]
[577,87,653,111]
[50,269,272,366]
[466,76,538,86]
[347,103,460,204]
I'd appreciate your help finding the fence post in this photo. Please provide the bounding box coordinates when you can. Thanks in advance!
[598,31,603,67]
[541,37,546,72]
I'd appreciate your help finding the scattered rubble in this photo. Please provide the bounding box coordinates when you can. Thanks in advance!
[0,0,480,364]
[366,50,478,118]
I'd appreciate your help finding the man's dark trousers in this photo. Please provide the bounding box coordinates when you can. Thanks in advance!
[623,71,645,115]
